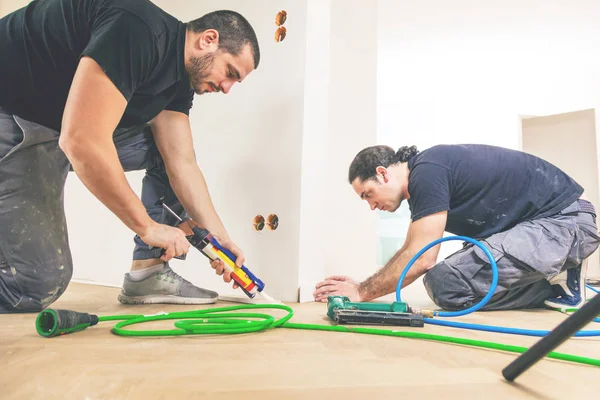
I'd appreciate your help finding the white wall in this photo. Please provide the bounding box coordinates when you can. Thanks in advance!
[377,0,600,265]
[378,0,600,147]
[322,0,378,283]
[297,0,331,301]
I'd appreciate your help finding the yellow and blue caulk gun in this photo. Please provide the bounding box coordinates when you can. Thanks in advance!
[160,203,273,301]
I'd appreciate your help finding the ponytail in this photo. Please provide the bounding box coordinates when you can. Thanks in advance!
[349,144,419,183]
[395,145,419,163]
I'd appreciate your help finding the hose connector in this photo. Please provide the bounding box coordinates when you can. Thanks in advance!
[416,308,435,318]
[36,309,99,337]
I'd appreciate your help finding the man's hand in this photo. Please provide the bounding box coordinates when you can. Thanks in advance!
[313,276,361,303]
[140,222,190,262]
[209,240,245,289]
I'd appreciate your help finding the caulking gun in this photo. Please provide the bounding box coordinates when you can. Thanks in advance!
[160,203,271,300]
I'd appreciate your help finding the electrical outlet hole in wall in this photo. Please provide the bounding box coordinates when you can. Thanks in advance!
[274,10,287,42]
[253,215,265,231]
[266,214,279,231]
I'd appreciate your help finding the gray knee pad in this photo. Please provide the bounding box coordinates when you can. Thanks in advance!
[423,262,478,311]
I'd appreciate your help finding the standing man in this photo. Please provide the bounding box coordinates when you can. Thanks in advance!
[314,144,600,311]
[0,0,260,312]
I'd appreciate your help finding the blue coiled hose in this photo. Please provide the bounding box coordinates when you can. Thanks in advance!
[395,236,600,337]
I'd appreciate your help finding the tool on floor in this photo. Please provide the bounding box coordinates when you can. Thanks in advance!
[326,296,430,327]
[36,309,99,337]
[160,202,267,300]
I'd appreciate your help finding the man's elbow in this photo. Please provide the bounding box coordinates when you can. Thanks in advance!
[415,258,437,275]
[58,131,91,163]
[59,132,78,158]
[58,130,73,152]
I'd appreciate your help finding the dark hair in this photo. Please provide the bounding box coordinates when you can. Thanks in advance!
[348,145,419,183]
[188,10,260,69]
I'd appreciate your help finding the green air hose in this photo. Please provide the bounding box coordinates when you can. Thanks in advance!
[62,303,597,368]
[104,304,293,336]
[35,232,600,370]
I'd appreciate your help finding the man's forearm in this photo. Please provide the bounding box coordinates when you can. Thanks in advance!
[62,138,153,236]
[167,163,230,242]
[358,249,428,302]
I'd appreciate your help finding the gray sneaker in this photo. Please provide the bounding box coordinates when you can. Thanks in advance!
[118,264,218,305]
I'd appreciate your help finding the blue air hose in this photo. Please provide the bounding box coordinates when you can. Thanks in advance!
[395,236,600,337]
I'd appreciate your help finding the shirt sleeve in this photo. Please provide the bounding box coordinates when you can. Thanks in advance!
[407,162,452,222]
[81,10,157,102]
[164,80,194,115]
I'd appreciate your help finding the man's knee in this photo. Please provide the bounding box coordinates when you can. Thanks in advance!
[423,261,479,311]
[0,260,72,313]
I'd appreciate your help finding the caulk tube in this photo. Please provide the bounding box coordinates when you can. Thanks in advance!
[191,226,265,298]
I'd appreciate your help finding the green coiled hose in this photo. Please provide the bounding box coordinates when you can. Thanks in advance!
[93,303,600,368]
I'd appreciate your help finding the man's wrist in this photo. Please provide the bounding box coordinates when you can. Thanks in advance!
[211,229,231,244]
[357,282,368,302]
[135,216,156,238]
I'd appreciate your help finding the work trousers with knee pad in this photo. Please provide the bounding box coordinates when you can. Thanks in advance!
[423,199,600,311]
[0,107,187,313]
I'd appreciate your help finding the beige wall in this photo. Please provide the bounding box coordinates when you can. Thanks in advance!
[0,0,29,17]
[522,110,600,278]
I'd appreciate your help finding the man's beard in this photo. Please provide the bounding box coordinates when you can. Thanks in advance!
[187,52,215,94]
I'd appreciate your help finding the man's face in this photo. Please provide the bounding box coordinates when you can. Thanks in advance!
[352,172,403,212]
[186,44,255,95]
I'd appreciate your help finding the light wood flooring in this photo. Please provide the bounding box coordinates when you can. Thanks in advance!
[1,283,599,399]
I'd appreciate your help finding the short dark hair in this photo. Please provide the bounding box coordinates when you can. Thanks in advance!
[348,145,419,183]
[187,10,260,69]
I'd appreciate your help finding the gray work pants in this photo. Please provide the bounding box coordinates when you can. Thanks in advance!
[0,107,186,313]
[423,199,600,310]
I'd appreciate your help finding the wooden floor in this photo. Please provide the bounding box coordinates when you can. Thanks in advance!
[1,283,599,400]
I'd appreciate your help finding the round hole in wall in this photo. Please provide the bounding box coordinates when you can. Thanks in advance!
[253,215,265,231]
[275,26,286,43]
[266,214,279,231]
[275,10,287,26]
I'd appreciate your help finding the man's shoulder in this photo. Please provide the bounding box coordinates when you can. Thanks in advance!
[412,144,456,165]
[98,0,179,36]
[423,143,489,154]
[418,143,516,160]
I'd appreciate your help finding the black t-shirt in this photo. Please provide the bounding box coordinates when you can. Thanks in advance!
[406,144,583,238]
[0,0,194,131]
